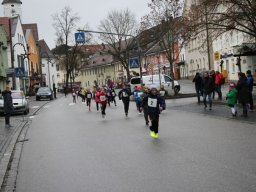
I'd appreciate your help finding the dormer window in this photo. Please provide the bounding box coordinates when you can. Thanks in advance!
[102,58,105,62]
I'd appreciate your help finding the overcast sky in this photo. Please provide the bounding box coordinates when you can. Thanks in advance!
[20,0,151,49]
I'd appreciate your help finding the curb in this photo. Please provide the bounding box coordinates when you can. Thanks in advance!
[0,120,28,189]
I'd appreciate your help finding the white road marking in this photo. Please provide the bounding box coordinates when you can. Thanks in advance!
[44,105,50,108]
[32,106,40,109]
[69,103,76,106]
[29,116,35,119]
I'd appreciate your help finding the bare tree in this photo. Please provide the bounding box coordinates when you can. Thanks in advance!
[142,0,187,79]
[98,9,138,81]
[52,6,81,88]
[187,0,256,40]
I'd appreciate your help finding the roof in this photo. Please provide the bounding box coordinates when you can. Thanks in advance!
[2,0,22,4]
[22,24,39,41]
[38,39,55,58]
[0,17,10,41]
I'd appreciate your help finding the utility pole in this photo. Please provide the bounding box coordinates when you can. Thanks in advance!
[205,4,212,71]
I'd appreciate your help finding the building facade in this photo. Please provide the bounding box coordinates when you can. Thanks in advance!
[0,24,8,90]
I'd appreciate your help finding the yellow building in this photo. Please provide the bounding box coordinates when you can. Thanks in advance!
[78,51,115,89]
[23,25,40,94]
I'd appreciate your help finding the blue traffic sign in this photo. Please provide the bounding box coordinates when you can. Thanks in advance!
[129,57,140,69]
[15,67,25,77]
[75,32,85,44]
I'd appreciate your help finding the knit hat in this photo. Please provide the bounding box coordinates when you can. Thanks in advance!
[150,84,158,90]
[229,82,236,88]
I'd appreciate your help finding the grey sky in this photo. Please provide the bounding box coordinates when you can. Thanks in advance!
[21,0,151,49]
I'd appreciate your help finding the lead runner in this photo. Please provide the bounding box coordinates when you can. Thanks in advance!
[141,85,165,139]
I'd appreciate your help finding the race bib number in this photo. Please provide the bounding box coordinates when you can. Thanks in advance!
[100,96,106,101]
[87,94,92,99]
[122,92,128,97]
[148,98,157,108]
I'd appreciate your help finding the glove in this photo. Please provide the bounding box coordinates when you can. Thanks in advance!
[159,107,163,112]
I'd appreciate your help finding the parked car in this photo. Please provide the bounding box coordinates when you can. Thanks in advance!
[130,75,180,96]
[0,90,30,115]
[36,87,53,101]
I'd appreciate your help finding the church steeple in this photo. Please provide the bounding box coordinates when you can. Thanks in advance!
[2,0,22,20]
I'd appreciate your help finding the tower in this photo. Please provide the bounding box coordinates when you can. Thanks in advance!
[2,0,22,19]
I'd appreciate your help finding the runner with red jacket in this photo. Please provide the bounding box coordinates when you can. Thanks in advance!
[99,87,108,119]
[93,87,101,112]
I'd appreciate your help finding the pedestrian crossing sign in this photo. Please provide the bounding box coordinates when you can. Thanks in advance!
[15,67,25,77]
[75,32,85,44]
[129,57,140,69]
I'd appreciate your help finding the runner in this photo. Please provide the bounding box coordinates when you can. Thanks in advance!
[141,86,149,126]
[99,87,108,119]
[111,88,117,107]
[81,88,86,104]
[142,85,165,139]
[118,83,132,117]
[93,87,101,112]
[72,88,76,103]
[133,85,143,114]
[86,88,93,111]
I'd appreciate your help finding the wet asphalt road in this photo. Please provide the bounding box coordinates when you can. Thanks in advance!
[16,96,256,192]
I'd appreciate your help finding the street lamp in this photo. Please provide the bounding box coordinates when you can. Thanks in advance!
[11,42,30,91]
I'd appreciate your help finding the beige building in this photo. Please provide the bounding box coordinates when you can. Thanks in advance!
[77,51,115,89]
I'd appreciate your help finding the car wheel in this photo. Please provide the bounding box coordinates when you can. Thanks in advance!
[36,97,40,101]
[50,96,53,100]
[174,87,180,95]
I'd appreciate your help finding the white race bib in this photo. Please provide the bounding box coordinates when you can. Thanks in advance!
[100,96,106,101]
[87,94,92,99]
[122,92,128,97]
[148,98,157,108]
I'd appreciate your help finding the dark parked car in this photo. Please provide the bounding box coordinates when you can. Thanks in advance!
[36,87,53,101]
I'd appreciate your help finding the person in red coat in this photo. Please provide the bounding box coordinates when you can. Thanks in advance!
[99,87,108,119]
[93,87,101,112]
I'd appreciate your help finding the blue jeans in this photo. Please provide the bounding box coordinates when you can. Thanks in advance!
[203,92,213,108]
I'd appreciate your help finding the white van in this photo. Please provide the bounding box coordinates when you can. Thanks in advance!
[130,75,180,96]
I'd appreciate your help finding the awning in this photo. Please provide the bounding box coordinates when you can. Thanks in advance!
[233,43,256,57]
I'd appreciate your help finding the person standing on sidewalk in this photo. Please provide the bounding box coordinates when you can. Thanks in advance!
[202,72,215,110]
[118,84,132,117]
[193,72,203,104]
[246,70,254,111]
[142,85,165,139]
[214,71,223,100]
[2,86,14,128]
[226,82,238,117]
[236,72,250,117]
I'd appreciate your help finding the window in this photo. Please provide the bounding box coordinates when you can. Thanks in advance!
[164,75,172,82]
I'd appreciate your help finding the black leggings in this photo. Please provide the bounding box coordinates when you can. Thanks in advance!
[149,114,159,134]
[122,99,130,114]
[96,102,99,111]
[87,99,91,107]
[5,113,10,125]
[101,104,106,115]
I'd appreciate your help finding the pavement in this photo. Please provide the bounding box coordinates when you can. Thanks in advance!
[0,82,255,190]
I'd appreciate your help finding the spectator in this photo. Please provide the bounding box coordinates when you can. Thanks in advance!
[193,72,203,104]
[2,86,14,128]
[236,72,249,117]
[202,72,215,110]
[246,70,254,111]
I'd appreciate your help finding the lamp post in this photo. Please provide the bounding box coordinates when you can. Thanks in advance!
[12,43,30,91]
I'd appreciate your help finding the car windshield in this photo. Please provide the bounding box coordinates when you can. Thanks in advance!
[38,87,50,93]
[131,78,141,84]
[11,92,24,99]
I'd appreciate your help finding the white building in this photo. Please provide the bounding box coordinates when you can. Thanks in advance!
[38,39,57,90]
[213,29,256,81]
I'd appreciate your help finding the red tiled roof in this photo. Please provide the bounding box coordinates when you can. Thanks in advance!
[0,17,10,42]
[22,23,39,41]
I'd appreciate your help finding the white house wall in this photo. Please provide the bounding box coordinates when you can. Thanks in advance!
[42,58,58,90]
[213,31,256,81]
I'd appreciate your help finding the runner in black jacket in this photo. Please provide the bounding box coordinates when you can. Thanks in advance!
[118,84,132,117]
[142,85,165,139]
